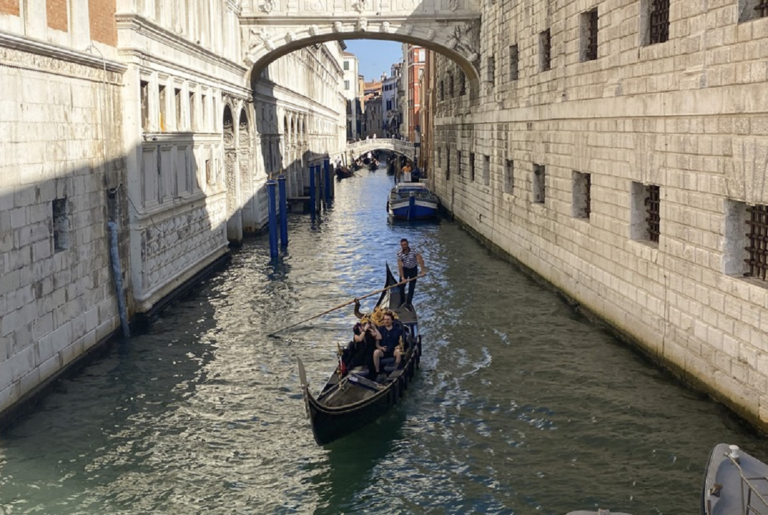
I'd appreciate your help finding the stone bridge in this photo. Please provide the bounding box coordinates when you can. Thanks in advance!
[238,0,483,95]
[346,138,417,161]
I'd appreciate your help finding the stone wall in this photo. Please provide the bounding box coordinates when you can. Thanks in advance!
[0,33,127,415]
[431,1,768,429]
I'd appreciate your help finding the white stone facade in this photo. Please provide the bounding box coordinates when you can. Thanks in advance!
[0,0,346,421]
[429,1,768,429]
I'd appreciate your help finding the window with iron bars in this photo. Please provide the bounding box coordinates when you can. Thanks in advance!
[744,205,768,280]
[643,0,669,46]
[533,164,546,203]
[470,152,476,181]
[630,182,660,244]
[572,172,591,219]
[739,0,768,22]
[724,200,768,281]
[504,159,514,194]
[448,72,454,97]
[580,8,598,62]
[539,29,551,71]
[460,73,466,96]
[509,44,519,81]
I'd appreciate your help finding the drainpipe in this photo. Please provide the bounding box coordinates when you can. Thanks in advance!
[107,205,130,339]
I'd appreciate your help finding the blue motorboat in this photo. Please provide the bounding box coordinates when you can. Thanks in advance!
[387,183,439,220]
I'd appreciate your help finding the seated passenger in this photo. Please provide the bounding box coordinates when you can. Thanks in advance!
[373,312,404,381]
[346,320,380,374]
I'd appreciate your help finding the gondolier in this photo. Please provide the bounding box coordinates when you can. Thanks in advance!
[397,238,426,310]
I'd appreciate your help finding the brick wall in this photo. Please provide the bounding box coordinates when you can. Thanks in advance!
[46,0,68,32]
[0,0,19,16]
[89,0,116,46]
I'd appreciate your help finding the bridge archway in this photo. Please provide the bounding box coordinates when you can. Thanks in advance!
[243,22,482,98]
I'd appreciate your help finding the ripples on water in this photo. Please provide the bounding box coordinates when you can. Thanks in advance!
[1,167,767,514]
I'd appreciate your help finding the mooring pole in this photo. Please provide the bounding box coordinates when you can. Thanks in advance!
[323,157,331,205]
[278,175,288,248]
[267,180,278,259]
[309,164,316,222]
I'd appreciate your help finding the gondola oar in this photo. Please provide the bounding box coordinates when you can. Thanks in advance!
[267,274,423,337]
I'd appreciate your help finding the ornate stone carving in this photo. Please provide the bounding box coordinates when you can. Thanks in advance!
[402,24,413,35]
[352,0,368,12]
[309,24,319,35]
[250,28,275,51]
[451,22,479,58]
[333,21,343,32]
[357,18,368,31]
[448,0,459,11]
[380,21,391,33]
[259,0,277,13]
[286,32,297,42]
[426,28,435,40]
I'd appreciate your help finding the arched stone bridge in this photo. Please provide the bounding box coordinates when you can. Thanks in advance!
[346,138,417,162]
[239,0,483,94]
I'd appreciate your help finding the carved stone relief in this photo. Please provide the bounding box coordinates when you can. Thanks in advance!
[259,0,277,13]
[225,151,238,216]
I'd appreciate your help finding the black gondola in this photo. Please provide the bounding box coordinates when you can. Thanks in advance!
[335,167,354,179]
[297,265,422,446]
[368,159,379,171]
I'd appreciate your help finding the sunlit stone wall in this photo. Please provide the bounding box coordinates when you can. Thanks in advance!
[431,1,768,429]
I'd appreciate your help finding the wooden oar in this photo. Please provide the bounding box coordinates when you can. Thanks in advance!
[267,274,423,337]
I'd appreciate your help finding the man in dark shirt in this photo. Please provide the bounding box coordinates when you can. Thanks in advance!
[373,312,404,381]
[397,238,427,310]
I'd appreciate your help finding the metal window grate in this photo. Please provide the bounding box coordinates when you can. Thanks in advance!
[757,0,768,17]
[650,0,670,44]
[460,73,466,95]
[584,174,592,218]
[745,204,768,281]
[541,29,551,70]
[449,73,454,96]
[645,185,660,242]
[510,45,519,80]
[586,9,598,61]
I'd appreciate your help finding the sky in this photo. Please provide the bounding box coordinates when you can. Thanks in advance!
[343,40,403,82]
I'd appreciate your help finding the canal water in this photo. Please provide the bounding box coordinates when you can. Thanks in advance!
[1,167,767,515]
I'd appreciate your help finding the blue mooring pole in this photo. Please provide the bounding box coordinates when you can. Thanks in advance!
[323,158,331,205]
[309,164,316,221]
[267,180,278,259]
[278,175,288,248]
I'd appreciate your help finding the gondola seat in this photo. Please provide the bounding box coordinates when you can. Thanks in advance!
[381,357,398,373]
[349,366,369,376]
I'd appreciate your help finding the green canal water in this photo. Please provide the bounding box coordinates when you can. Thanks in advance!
[1,168,766,514]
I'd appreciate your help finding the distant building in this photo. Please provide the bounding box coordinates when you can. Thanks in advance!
[382,64,401,137]
[401,44,425,142]
[342,52,362,140]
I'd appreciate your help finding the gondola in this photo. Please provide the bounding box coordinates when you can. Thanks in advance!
[368,159,379,171]
[335,167,354,180]
[701,443,768,514]
[297,265,422,446]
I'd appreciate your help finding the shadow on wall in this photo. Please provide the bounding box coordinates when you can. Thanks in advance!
[0,139,236,427]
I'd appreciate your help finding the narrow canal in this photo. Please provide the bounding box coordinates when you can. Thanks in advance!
[1,167,767,515]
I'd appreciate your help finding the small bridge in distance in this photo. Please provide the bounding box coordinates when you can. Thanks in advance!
[345,138,417,163]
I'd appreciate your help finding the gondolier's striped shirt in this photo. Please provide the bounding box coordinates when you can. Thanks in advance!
[398,248,420,269]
